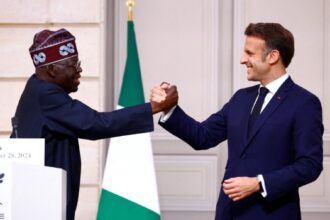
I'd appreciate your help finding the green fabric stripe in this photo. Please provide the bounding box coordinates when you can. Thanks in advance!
[97,189,160,220]
[118,21,145,107]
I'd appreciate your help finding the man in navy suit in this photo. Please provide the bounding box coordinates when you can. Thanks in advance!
[11,28,178,220]
[151,23,323,219]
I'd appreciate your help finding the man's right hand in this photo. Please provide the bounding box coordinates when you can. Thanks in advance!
[150,83,178,114]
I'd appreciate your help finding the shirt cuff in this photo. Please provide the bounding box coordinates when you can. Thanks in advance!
[257,174,267,197]
[159,106,177,123]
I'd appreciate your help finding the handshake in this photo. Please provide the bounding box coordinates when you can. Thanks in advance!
[149,82,178,114]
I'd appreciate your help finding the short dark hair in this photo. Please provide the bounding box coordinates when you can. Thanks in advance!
[245,23,294,68]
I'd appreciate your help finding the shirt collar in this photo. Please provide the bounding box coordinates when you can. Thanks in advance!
[260,73,289,95]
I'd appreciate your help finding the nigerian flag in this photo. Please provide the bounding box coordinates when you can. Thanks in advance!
[96,20,160,220]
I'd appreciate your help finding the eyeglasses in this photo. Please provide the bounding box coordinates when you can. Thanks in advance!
[55,60,81,71]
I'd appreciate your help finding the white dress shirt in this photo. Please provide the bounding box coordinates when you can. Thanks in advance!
[257,73,289,113]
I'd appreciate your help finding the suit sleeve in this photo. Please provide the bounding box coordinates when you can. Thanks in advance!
[159,105,229,150]
[263,94,323,201]
[39,85,154,140]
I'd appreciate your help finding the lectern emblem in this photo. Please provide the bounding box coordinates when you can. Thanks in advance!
[0,173,4,184]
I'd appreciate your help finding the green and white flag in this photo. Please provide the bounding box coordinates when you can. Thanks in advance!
[97,21,160,220]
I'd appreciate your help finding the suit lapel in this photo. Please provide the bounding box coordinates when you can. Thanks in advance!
[241,77,295,153]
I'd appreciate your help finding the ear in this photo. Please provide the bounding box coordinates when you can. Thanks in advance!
[46,64,57,78]
[268,50,280,65]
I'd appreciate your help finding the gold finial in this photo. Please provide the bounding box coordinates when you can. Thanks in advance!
[126,0,135,21]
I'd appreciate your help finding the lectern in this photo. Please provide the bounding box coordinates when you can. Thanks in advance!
[0,139,67,220]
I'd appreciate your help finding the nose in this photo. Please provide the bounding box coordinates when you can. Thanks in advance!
[77,65,82,73]
[240,54,248,64]
[76,62,82,74]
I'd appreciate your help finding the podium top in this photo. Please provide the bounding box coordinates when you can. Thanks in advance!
[0,139,45,166]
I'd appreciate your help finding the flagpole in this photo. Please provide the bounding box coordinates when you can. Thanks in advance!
[126,0,135,21]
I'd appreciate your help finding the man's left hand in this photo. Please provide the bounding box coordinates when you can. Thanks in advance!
[222,177,260,202]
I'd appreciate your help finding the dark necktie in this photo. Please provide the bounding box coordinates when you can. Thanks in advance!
[248,87,269,137]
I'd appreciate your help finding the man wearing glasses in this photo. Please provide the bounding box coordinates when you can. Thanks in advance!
[11,28,178,220]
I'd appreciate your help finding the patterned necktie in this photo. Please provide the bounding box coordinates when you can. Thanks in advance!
[248,87,269,137]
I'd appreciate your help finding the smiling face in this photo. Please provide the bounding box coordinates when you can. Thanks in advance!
[240,36,272,83]
[51,57,82,93]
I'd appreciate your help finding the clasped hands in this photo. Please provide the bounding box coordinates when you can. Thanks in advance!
[150,82,178,114]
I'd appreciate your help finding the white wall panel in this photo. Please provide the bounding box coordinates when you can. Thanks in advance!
[79,140,101,185]
[155,155,217,211]
[49,0,103,23]
[0,0,103,24]
[115,0,219,140]
[300,158,330,212]
[0,0,48,23]
[0,27,39,77]
[0,80,27,131]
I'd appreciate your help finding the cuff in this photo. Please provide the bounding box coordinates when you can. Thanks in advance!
[160,106,177,123]
[257,174,267,197]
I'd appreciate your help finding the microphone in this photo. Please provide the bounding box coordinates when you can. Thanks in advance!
[11,117,19,138]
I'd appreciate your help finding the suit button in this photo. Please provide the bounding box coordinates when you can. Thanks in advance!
[240,154,246,159]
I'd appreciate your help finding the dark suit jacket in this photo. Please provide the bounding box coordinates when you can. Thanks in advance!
[159,77,323,220]
[11,74,154,220]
